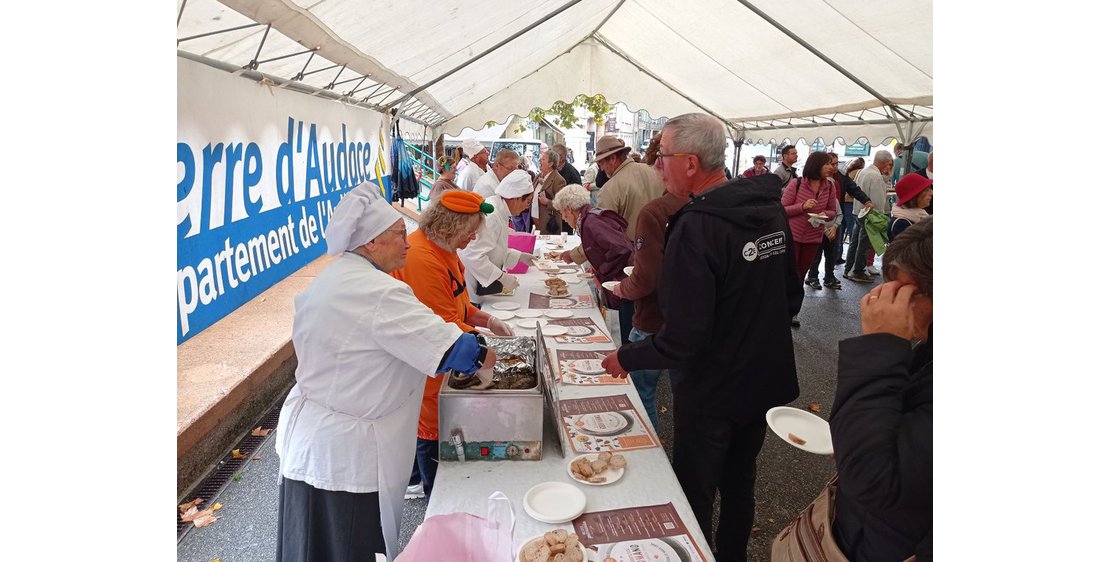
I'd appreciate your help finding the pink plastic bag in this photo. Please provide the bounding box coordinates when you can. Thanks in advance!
[506,232,536,274]
[395,491,516,562]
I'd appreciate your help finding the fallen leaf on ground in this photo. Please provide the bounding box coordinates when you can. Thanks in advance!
[252,456,263,461]
[251,427,272,437]
[180,506,201,522]
[231,449,247,459]
[193,512,221,527]
[751,526,760,534]
[179,498,204,512]
[212,503,222,511]
[807,403,821,413]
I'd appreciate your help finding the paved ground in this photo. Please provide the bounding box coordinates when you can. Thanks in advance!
[178,253,875,562]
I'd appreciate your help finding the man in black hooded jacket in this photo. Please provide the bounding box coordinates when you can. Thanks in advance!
[603,113,803,561]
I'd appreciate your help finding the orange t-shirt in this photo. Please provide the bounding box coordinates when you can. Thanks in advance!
[391,228,479,440]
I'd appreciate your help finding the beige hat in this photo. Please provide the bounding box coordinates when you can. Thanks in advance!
[461,138,486,158]
[593,135,631,161]
[495,169,535,198]
[324,182,403,256]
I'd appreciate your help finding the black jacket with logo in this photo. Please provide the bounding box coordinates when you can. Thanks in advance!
[618,173,803,421]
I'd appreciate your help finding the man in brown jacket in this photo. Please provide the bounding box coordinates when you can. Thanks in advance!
[532,150,567,234]
[611,187,687,429]
[595,136,665,241]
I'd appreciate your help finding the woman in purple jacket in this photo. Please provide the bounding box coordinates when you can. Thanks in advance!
[554,184,634,310]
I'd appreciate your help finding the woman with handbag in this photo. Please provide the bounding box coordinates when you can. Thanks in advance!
[773,218,932,562]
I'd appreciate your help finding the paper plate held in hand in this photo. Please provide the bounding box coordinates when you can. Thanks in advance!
[765,406,833,455]
[623,266,634,276]
[601,280,621,292]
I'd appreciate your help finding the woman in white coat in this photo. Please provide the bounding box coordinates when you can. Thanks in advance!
[275,182,496,562]
[457,169,536,299]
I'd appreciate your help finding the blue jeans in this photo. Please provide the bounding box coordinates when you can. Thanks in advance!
[628,327,661,431]
[407,437,439,497]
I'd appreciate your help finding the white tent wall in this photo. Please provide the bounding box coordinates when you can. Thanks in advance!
[178,0,931,150]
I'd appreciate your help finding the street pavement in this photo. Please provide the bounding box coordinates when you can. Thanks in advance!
[178,253,875,562]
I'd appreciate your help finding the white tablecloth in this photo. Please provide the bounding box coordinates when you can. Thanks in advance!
[423,235,716,561]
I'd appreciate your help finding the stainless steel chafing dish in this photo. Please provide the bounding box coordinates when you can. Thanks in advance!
[438,334,545,461]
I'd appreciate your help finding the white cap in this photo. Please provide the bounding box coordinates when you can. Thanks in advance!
[461,138,486,158]
[495,169,535,198]
[324,182,403,256]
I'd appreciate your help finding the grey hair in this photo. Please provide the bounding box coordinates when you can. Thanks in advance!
[542,150,560,167]
[663,113,726,171]
[873,150,893,164]
[552,184,591,213]
[494,149,520,167]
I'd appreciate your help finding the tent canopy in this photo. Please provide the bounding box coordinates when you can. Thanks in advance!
[177,0,932,144]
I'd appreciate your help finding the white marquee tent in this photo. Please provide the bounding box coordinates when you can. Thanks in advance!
[177,0,932,146]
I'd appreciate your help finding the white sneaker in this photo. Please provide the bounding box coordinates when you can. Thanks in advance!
[865,266,880,276]
[405,484,425,499]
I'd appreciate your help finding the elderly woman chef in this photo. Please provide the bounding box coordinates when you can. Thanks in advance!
[275,183,496,562]
[457,169,536,299]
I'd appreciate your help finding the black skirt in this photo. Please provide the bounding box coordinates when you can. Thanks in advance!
[276,476,387,561]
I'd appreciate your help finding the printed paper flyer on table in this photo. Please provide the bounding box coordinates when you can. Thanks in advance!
[556,349,628,385]
[559,394,659,454]
[528,293,595,310]
[544,317,613,345]
[572,503,709,562]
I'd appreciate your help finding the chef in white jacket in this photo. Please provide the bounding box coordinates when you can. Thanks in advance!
[455,138,488,192]
[275,182,496,562]
[458,169,536,300]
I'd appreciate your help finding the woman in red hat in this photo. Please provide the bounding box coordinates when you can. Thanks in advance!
[889,174,933,242]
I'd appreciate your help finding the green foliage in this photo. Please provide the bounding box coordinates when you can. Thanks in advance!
[514,94,614,133]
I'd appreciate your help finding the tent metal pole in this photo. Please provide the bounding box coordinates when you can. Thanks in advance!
[178,22,264,44]
[245,24,272,71]
[388,0,585,110]
[177,0,188,26]
[325,64,348,90]
[300,63,341,78]
[256,47,318,68]
[293,51,316,81]
[734,0,913,121]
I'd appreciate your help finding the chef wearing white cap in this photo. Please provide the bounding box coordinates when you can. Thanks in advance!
[458,169,536,299]
[455,138,489,192]
[275,182,496,562]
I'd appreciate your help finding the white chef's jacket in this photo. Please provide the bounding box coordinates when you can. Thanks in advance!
[275,252,463,560]
[456,160,486,192]
[472,171,500,199]
[457,195,522,300]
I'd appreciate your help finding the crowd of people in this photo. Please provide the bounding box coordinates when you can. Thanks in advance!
[272,112,933,561]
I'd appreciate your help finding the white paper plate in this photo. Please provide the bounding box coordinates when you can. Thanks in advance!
[765,406,833,455]
[601,280,621,291]
[488,310,515,320]
[549,298,576,307]
[517,535,590,562]
[492,302,520,311]
[522,481,587,524]
[564,325,594,336]
[541,324,568,336]
[558,274,582,285]
[516,318,546,329]
[623,266,634,276]
[514,309,543,318]
[544,309,573,319]
[567,453,626,486]
[568,358,605,375]
[576,271,595,279]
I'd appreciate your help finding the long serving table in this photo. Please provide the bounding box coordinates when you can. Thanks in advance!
[424,235,716,561]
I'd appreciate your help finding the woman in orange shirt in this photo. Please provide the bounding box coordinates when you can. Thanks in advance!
[391,190,515,498]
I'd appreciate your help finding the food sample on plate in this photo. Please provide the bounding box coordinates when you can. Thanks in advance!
[545,251,562,260]
[544,277,570,297]
[788,433,807,446]
[520,529,584,562]
[569,452,627,483]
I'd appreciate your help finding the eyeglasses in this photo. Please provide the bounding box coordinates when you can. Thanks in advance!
[380,227,407,238]
[654,152,695,168]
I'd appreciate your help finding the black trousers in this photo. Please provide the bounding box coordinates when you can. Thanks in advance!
[672,412,767,562]
[806,234,839,281]
[277,477,386,561]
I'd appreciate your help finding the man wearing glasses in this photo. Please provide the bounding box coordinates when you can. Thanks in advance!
[472,149,522,199]
[603,113,802,561]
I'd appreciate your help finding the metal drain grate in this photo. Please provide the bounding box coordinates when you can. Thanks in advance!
[177,398,284,539]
